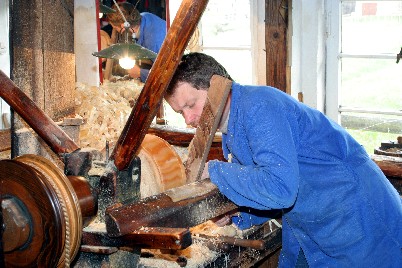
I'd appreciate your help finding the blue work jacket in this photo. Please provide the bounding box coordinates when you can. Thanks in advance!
[209,82,402,267]
[137,12,166,82]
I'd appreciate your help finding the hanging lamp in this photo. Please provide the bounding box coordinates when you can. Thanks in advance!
[93,1,157,69]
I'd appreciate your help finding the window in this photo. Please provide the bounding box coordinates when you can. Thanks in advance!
[326,0,402,154]
[0,0,10,129]
[198,0,252,84]
[164,0,265,128]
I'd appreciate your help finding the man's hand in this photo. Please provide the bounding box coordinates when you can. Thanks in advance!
[128,65,141,79]
[200,161,209,180]
[212,214,232,227]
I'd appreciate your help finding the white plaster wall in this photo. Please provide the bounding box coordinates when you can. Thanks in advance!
[290,0,327,112]
[251,0,267,86]
[74,0,100,87]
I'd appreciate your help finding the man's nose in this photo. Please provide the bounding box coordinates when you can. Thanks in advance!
[183,111,194,126]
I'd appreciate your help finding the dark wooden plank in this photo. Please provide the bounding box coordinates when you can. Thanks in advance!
[184,75,232,183]
[111,0,210,171]
[105,179,237,237]
[11,0,75,123]
[265,0,289,92]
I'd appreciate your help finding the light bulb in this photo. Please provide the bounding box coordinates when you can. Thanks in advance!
[119,57,135,69]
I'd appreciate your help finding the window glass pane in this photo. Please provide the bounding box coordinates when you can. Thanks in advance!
[203,49,252,84]
[340,58,402,111]
[342,1,402,54]
[201,0,251,47]
[341,112,402,154]
[163,100,187,128]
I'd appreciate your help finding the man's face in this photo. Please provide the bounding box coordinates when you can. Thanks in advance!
[110,23,135,34]
[165,82,208,127]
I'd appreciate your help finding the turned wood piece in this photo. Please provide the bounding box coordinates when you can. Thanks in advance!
[184,75,232,183]
[105,179,237,237]
[111,0,209,171]
[0,70,79,155]
[147,126,226,161]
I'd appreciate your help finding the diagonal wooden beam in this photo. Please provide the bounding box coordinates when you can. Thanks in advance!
[111,0,210,171]
[0,70,79,154]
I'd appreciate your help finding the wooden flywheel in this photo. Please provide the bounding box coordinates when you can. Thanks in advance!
[0,154,82,267]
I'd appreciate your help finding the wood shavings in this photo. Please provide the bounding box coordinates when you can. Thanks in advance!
[75,79,143,153]
[191,220,241,238]
[140,240,218,268]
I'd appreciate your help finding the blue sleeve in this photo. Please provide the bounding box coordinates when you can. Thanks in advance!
[232,212,270,230]
[140,68,149,82]
[209,99,300,210]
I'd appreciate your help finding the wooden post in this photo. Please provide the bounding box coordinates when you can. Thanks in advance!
[265,0,289,92]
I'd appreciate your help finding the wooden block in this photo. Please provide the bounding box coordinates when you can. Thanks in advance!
[105,178,237,237]
[82,223,192,250]
[184,75,232,183]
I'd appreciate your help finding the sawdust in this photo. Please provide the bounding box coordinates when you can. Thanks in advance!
[140,240,218,268]
[0,150,11,160]
[190,220,240,238]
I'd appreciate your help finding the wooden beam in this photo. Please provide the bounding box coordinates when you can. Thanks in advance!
[0,70,79,154]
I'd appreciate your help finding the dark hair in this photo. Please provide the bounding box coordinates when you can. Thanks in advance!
[107,2,141,27]
[166,52,233,96]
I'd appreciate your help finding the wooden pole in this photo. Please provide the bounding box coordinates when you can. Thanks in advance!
[111,0,209,170]
[0,70,79,154]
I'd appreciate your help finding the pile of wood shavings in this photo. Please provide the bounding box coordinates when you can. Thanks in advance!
[140,241,218,268]
[75,79,143,151]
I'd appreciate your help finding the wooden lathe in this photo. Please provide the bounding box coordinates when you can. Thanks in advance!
[1,0,401,267]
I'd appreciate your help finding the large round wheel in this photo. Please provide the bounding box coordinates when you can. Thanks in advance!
[1,155,82,267]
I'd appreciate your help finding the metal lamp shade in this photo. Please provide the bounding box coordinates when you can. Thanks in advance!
[100,4,116,14]
[92,43,157,60]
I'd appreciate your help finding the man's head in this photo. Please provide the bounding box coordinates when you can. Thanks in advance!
[107,2,141,32]
[165,53,233,127]
[166,52,233,97]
